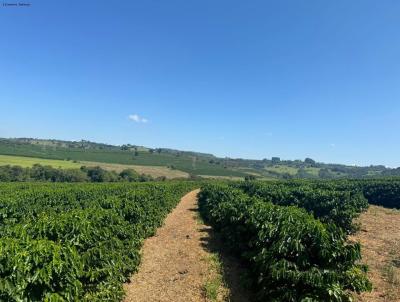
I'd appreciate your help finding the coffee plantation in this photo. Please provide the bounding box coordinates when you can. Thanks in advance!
[198,182,373,301]
[1,177,399,301]
[0,182,198,301]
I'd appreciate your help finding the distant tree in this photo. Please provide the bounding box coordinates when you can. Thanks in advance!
[244,175,256,181]
[318,168,332,179]
[119,169,140,182]
[281,173,293,179]
[0,166,11,181]
[11,165,29,181]
[0,165,27,181]
[305,158,316,165]
[134,150,139,156]
[30,164,49,181]
[271,157,280,164]
[63,169,88,182]
[149,149,154,154]
[138,174,154,182]
[188,173,202,180]
[84,166,118,182]
[296,167,309,178]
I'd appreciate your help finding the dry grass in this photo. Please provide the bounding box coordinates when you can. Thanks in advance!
[80,161,189,179]
[350,205,400,302]
[0,154,81,169]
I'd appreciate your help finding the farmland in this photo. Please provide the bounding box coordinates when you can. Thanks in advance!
[198,178,400,301]
[0,154,189,179]
[199,183,371,301]
[0,181,198,301]
[0,139,248,177]
[1,138,398,179]
[3,1,399,301]
[0,177,399,301]
[0,154,82,169]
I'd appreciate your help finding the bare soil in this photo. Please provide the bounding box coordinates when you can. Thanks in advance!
[123,190,250,302]
[123,191,400,302]
[350,205,400,302]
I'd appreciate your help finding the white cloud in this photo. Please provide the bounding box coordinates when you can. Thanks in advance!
[128,114,148,123]
[330,143,336,147]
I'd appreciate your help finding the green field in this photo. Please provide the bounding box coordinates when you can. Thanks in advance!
[0,154,82,169]
[304,167,320,176]
[0,138,392,179]
[264,165,299,175]
[0,155,190,179]
[0,141,248,177]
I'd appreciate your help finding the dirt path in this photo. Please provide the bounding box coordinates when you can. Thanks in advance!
[123,189,249,302]
[350,205,400,302]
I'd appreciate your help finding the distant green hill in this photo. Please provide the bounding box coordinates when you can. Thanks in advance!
[0,138,247,177]
[0,138,395,179]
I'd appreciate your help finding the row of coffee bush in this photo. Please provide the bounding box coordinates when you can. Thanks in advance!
[233,180,369,233]
[286,178,400,209]
[198,183,371,302]
[0,181,198,301]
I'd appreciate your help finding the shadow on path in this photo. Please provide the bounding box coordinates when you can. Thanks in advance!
[194,213,254,302]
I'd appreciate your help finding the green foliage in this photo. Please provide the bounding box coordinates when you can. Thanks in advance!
[0,181,198,301]
[198,184,372,301]
[235,180,369,233]
[352,178,400,208]
[244,175,256,181]
[119,169,140,181]
[0,164,156,183]
[291,178,400,209]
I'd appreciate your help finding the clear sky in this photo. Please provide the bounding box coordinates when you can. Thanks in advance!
[1,1,400,167]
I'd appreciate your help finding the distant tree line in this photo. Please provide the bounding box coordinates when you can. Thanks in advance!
[0,164,162,182]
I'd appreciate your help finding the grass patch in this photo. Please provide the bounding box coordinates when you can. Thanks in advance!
[204,277,222,301]
[304,167,321,176]
[195,212,228,301]
[0,154,81,169]
[264,165,298,175]
[383,265,400,285]
[195,211,205,224]
[382,263,400,300]
[202,253,225,301]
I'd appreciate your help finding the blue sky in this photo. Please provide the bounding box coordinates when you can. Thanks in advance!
[1,1,400,167]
